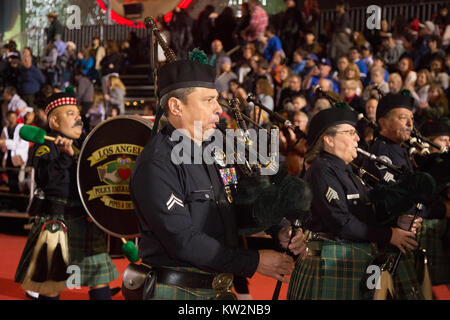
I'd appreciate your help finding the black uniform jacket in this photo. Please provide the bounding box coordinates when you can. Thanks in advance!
[130,123,259,278]
[32,130,82,201]
[365,135,443,219]
[304,151,392,243]
[365,135,413,184]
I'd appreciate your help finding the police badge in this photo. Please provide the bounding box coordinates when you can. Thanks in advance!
[213,147,227,167]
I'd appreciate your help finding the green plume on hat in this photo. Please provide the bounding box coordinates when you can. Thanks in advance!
[189,48,208,64]
[399,89,411,96]
[64,85,75,94]
[334,101,352,110]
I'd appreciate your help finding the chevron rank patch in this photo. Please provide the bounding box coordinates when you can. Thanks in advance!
[325,187,339,203]
[383,171,396,183]
[166,193,184,210]
[35,145,50,157]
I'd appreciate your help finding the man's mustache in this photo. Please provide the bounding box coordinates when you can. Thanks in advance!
[73,120,83,128]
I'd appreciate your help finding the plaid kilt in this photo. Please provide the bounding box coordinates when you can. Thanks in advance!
[65,215,119,287]
[148,267,217,300]
[392,251,424,300]
[287,241,376,300]
[418,218,450,285]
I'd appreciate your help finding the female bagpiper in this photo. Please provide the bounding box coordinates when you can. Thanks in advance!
[287,107,424,299]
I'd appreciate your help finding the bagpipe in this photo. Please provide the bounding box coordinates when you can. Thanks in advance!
[314,87,438,300]
[407,127,448,156]
[231,88,311,301]
[64,16,312,300]
[142,16,313,231]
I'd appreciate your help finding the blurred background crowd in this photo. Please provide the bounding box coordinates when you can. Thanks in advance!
[0,0,449,185]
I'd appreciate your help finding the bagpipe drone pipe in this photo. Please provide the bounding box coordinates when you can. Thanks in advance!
[315,94,438,218]
[317,92,438,299]
[218,93,312,234]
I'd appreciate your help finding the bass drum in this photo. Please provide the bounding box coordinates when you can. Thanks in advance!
[77,115,153,238]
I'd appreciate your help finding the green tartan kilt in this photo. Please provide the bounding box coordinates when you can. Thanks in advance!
[418,218,450,285]
[148,267,217,300]
[287,241,376,300]
[392,251,424,300]
[65,215,119,287]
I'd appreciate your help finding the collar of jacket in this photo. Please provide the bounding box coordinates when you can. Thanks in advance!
[378,134,406,149]
[320,150,348,171]
[162,122,212,164]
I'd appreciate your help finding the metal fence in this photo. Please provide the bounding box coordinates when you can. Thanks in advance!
[63,24,150,51]
[4,0,446,57]
[319,1,448,35]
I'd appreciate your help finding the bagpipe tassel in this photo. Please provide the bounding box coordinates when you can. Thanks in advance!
[373,270,395,300]
[421,253,433,300]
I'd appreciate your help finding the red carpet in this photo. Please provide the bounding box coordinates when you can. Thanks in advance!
[2,233,449,300]
[0,234,288,300]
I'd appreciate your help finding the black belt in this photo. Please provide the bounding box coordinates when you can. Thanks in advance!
[153,267,216,290]
[43,200,84,217]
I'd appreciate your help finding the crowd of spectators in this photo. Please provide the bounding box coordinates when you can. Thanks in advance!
[0,0,449,191]
[0,11,140,196]
[173,0,449,176]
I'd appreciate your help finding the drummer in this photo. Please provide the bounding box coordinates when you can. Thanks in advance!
[14,92,119,300]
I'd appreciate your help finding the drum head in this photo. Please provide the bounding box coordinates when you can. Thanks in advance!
[77,116,153,238]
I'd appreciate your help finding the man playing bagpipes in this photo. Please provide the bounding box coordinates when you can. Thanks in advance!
[287,107,435,300]
[14,92,119,300]
[412,120,450,287]
[128,48,314,299]
[363,93,448,298]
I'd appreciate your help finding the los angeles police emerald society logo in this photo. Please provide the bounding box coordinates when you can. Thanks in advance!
[86,150,138,210]
[77,116,153,238]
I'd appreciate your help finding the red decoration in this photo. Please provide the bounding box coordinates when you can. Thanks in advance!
[96,0,192,27]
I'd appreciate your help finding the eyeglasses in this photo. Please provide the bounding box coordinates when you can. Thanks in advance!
[335,129,358,137]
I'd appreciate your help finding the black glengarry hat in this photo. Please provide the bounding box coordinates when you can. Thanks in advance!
[307,108,358,146]
[376,93,414,122]
[420,120,450,138]
[157,60,216,98]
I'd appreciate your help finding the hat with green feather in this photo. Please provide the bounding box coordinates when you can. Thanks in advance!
[156,49,216,98]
